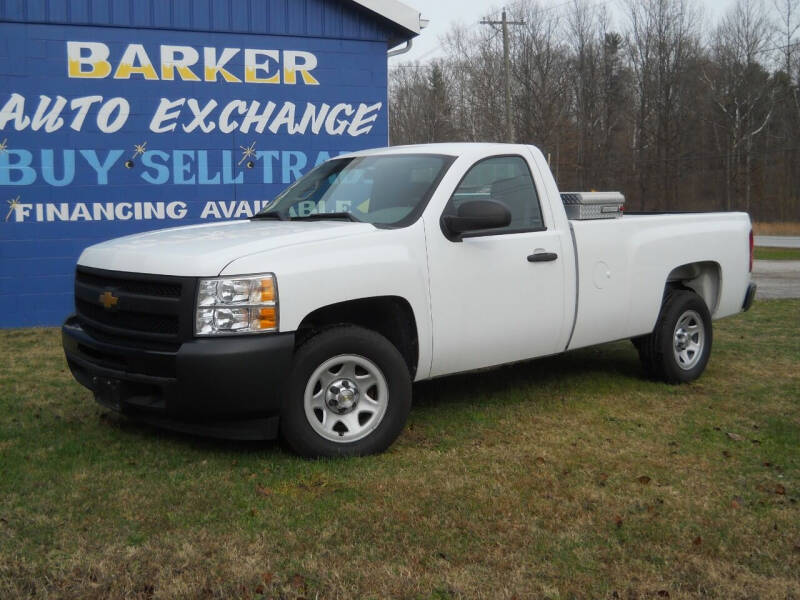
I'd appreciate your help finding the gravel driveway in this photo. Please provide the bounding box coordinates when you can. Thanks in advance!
[752,260,800,299]
[754,235,800,248]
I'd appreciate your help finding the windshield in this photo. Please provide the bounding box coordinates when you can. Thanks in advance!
[254,154,453,226]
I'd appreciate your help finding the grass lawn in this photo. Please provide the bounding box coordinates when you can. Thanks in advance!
[1,301,798,599]
[754,246,800,261]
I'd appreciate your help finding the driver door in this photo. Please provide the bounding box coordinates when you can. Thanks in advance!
[426,154,569,377]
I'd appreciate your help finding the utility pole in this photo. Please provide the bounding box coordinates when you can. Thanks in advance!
[481,8,524,143]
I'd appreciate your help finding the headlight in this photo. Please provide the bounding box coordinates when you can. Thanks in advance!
[195,274,278,336]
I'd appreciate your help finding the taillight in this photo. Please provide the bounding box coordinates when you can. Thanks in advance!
[749,229,754,273]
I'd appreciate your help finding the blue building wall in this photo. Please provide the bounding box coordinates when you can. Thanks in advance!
[0,0,397,42]
[1,0,402,327]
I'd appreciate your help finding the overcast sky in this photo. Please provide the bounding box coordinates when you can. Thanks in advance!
[389,0,742,65]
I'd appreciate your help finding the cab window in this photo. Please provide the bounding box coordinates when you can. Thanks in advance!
[444,155,545,234]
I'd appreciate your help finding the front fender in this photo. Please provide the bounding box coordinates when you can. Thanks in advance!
[221,222,433,380]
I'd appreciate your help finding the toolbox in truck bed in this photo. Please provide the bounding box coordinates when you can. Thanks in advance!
[560,192,625,220]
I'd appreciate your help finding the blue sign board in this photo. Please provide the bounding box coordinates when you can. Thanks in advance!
[1,19,389,326]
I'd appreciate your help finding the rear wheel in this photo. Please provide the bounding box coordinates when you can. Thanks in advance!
[633,289,712,384]
[280,326,412,457]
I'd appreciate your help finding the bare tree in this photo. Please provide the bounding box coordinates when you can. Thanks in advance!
[386,0,800,221]
[511,2,572,156]
[773,0,799,80]
[598,30,632,190]
[769,0,799,219]
[441,21,508,142]
[566,2,631,190]
[389,60,459,144]
[705,0,775,211]
[568,0,603,188]
[625,0,702,210]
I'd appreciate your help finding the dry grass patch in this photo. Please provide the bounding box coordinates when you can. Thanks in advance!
[1,301,798,599]
[753,221,800,236]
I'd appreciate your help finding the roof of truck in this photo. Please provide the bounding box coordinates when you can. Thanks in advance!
[341,143,540,158]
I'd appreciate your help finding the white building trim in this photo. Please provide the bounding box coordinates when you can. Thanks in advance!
[350,0,422,36]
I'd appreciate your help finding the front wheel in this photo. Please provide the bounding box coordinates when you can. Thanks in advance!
[633,289,713,384]
[280,326,412,457]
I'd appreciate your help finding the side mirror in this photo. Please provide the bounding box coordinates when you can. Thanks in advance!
[441,200,512,241]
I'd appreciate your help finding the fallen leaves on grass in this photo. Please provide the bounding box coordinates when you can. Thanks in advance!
[726,432,744,441]
[693,536,702,546]
[291,573,306,591]
[637,476,652,485]
[256,486,272,497]
[3,303,799,599]
[756,483,787,495]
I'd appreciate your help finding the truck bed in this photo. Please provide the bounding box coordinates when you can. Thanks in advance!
[565,212,751,350]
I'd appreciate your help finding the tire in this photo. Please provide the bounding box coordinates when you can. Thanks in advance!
[280,325,412,458]
[633,289,713,384]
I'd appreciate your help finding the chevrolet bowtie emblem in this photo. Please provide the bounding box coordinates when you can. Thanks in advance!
[99,291,119,310]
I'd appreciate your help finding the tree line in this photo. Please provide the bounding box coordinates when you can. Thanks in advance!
[389,0,800,220]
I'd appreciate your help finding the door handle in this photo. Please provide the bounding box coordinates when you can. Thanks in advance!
[527,252,558,262]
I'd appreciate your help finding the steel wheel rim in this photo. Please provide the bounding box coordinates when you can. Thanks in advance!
[303,354,389,443]
[672,309,705,370]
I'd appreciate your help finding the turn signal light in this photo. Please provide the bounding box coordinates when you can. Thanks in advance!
[259,278,275,303]
[255,307,277,330]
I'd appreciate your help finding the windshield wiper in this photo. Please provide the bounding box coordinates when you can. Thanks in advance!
[250,211,361,223]
[290,212,361,223]
[250,211,288,221]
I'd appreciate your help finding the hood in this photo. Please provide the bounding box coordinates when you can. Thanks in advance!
[78,219,376,276]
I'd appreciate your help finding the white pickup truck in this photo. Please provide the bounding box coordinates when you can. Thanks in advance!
[62,143,756,457]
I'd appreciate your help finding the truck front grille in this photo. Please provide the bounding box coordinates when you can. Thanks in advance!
[74,267,196,346]
[75,298,180,335]
[76,269,182,298]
